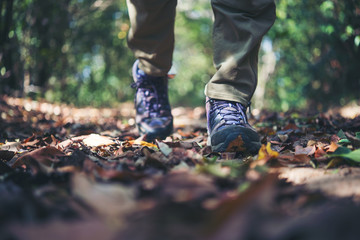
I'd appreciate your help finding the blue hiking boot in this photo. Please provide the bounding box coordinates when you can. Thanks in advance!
[206,97,261,154]
[131,60,173,140]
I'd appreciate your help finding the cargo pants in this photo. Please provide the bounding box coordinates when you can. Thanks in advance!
[126,0,276,107]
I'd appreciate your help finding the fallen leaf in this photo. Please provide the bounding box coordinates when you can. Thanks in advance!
[12,146,66,174]
[21,134,38,146]
[324,141,339,153]
[283,122,299,130]
[57,135,90,149]
[128,140,157,148]
[293,154,311,163]
[0,142,22,152]
[140,147,168,170]
[314,146,327,159]
[307,140,317,146]
[330,134,340,143]
[278,134,288,142]
[278,154,311,166]
[332,146,351,155]
[251,143,279,168]
[337,129,347,139]
[339,139,351,144]
[156,140,173,157]
[83,134,114,147]
[177,129,195,138]
[330,148,360,163]
[294,145,316,155]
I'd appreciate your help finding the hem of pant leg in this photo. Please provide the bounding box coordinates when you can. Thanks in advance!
[139,63,168,77]
[139,59,170,77]
[205,90,249,107]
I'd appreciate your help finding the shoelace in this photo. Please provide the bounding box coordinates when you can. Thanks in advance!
[131,72,170,118]
[208,99,248,128]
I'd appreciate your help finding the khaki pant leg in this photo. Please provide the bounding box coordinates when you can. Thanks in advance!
[205,0,276,106]
[126,0,177,76]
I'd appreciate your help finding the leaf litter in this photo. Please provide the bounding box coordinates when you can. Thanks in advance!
[1,96,360,240]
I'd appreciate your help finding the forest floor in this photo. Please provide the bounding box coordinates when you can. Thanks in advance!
[1,95,360,240]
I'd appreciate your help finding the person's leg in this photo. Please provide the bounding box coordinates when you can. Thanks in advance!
[127,0,177,77]
[206,0,276,106]
[126,0,177,140]
[206,0,276,153]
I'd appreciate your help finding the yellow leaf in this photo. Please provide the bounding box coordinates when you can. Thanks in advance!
[128,140,157,148]
[251,142,279,168]
[257,144,268,161]
[266,142,279,158]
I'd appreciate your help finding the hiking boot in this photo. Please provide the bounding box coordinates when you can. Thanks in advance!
[206,97,261,154]
[131,60,173,140]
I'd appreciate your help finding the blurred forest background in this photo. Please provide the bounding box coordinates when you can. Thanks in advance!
[0,0,359,111]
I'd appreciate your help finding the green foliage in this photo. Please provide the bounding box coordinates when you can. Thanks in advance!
[266,0,360,111]
[1,0,135,107]
[171,2,213,106]
[1,0,359,109]
[0,0,213,107]
[330,148,360,163]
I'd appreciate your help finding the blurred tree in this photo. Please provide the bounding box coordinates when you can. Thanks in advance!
[171,0,213,106]
[0,0,19,92]
[0,0,213,107]
[1,0,359,109]
[1,0,134,106]
[266,0,360,111]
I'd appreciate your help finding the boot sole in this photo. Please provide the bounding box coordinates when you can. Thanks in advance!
[209,125,261,154]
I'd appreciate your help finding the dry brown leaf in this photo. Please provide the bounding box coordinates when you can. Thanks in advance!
[283,123,299,130]
[294,145,316,156]
[278,154,311,165]
[324,141,339,153]
[57,135,90,149]
[12,146,66,174]
[315,146,327,158]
